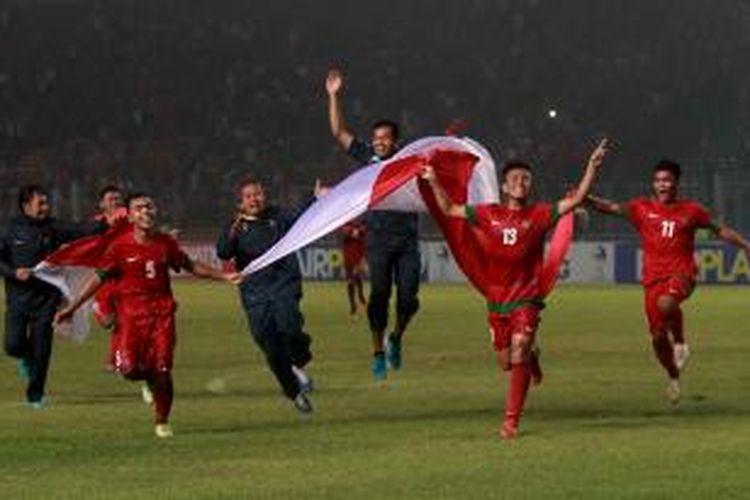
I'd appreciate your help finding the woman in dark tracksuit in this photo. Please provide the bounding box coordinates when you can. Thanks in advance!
[217,178,321,414]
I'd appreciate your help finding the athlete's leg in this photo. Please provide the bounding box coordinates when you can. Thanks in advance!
[366,247,394,353]
[500,307,540,439]
[393,246,420,340]
[26,302,56,404]
[246,304,300,399]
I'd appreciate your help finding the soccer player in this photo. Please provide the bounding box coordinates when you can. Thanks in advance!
[91,185,128,330]
[55,193,240,438]
[217,178,324,415]
[340,219,367,317]
[94,185,128,228]
[0,185,101,408]
[422,139,609,439]
[587,160,750,403]
[327,68,420,380]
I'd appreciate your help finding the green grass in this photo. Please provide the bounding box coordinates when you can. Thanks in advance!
[1,282,749,499]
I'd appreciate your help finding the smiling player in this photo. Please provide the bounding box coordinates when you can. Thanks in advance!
[55,193,240,438]
[588,160,750,403]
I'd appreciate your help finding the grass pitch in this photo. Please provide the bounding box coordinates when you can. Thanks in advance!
[1,282,749,499]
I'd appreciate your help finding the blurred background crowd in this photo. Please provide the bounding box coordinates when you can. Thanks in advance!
[2,0,749,238]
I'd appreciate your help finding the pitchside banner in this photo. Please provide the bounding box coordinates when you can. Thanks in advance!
[614,243,750,284]
[180,241,616,284]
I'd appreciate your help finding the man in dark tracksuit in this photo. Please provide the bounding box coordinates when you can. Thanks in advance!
[0,185,102,407]
[326,68,420,381]
[217,178,318,414]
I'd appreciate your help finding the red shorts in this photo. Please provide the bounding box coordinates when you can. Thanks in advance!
[111,295,177,380]
[487,306,541,352]
[644,275,693,335]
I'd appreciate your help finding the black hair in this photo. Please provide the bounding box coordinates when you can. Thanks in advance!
[17,184,47,211]
[371,120,400,140]
[236,177,264,196]
[653,159,681,180]
[98,185,121,201]
[501,161,532,180]
[125,192,152,210]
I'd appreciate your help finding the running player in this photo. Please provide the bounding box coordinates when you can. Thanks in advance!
[587,160,750,403]
[422,139,609,439]
[91,185,128,330]
[55,193,240,438]
[340,219,367,317]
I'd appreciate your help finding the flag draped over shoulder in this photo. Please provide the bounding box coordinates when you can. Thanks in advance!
[33,224,129,341]
[241,135,574,299]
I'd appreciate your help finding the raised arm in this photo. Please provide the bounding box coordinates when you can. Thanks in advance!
[557,138,609,216]
[326,68,355,151]
[420,165,467,218]
[216,218,242,261]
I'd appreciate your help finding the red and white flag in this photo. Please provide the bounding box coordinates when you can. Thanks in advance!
[241,135,574,298]
[32,225,129,341]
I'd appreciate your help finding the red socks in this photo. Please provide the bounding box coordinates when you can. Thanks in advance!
[504,362,532,430]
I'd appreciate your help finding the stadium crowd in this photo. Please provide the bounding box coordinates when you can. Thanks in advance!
[1,0,749,235]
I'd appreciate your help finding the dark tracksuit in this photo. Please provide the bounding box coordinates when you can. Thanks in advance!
[216,205,312,400]
[348,138,421,334]
[0,215,102,402]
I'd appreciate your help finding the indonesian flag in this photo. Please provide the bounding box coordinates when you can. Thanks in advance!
[241,136,574,298]
[32,224,129,341]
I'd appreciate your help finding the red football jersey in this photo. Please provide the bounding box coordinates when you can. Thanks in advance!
[99,231,188,298]
[340,220,366,268]
[340,220,366,245]
[626,198,716,284]
[93,207,129,227]
[467,202,557,305]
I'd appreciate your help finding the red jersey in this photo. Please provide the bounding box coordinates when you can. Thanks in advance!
[467,202,558,306]
[93,207,129,227]
[340,220,366,269]
[340,220,366,245]
[626,198,716,285]
[99,231,188,299]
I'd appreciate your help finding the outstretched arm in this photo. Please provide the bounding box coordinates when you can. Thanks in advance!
[54,273,105,324]
[420,165,467,218]
[557,138,609,216]
[326,68,355,151]
[183,257,242,284]
[714,225,750,257]
[587,195,628,217]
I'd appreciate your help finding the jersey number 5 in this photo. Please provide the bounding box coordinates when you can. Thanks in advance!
[145,260,157,279]
[661,220,676,238]
[502,228,518,246]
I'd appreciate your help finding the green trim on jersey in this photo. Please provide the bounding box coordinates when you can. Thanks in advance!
[487,298,545,315]
[550,204,560,225]
[465,205,478,226]
[95,269,112,281]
